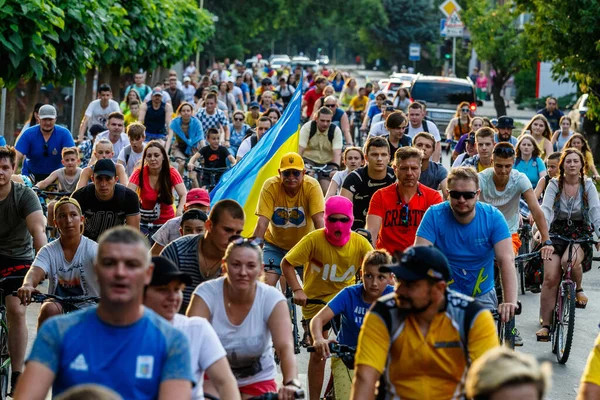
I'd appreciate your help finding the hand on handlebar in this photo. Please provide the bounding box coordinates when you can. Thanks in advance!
[17,285,40,305]
[596,242,600,252]
[313,338,337,358]
[292,289,307,307]
[187,163,195,172]
[279,384,301,400]
[497,302,518,323]
[540,243,554,261]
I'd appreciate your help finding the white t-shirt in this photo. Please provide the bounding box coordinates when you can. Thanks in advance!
[173,314,226,400]
[96,131,130,163]
[368,121,388,137]
[182,85,196,104]
[236,136,253,159]
[332,169,351,195]
[194,277,285,386]
[452,152,470,168]
[33,236,99,297]
[478,168,532,234]
[84,99,120,131]
[407,120,441,142]
[117,144,145,176]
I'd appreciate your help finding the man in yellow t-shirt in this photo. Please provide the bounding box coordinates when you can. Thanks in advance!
[282,195,372,400]
[351,246,499,400]
[579,333,600,399]
[253,152,325,286]
[348,88,369,113]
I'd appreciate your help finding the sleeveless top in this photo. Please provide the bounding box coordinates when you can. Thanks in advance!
[453,118,471,140]
[331,108,345,128]
[144,101,166,135]
[55,168,82,193]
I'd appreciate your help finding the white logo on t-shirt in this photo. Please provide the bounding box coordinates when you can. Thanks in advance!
[310,263,356,282]
[69,354,88,371]
[367,181,386,188]
[135,355,154,379]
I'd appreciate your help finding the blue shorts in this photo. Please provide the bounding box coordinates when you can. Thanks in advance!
[263,242,303,276]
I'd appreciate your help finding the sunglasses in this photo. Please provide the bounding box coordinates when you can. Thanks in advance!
[493,147,515,157]
[234,118,244,121]
[327,216,350,223]
[282,169,302,177]
[461,108,470,113]
[325,104,336,108]
[449,190,478,200]
[228,235,264,247]
[43,142,49,157]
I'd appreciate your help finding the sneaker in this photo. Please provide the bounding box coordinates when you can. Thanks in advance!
[514,328,524,347]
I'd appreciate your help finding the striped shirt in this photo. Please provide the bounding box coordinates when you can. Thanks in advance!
[160,234,221,312]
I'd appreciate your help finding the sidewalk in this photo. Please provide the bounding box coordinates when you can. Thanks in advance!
[477,100,536,125]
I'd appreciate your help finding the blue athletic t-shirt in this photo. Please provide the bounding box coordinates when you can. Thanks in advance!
[416,202,511,298]
[514,157,546,188]
[15,125,75,175]
[0,136,5,146]
[328,283,394,346]
[27,306,195,398]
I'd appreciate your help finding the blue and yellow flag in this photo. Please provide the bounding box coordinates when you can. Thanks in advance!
[210,82,302,235]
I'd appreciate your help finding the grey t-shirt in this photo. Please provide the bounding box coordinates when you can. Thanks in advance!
[0,182,42,260]
[419,161,447,191]
[152,216,182,247]
[33,236,100,297]
[84,99,120,131]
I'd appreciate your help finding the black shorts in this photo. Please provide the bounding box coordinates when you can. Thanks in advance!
[0,257,31,300]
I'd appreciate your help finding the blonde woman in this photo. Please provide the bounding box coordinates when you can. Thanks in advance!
[523,114,554,159]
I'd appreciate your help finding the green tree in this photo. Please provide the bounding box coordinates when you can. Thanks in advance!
[463,0,532,116]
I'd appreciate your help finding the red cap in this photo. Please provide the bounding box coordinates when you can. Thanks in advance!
[185,188,210,207]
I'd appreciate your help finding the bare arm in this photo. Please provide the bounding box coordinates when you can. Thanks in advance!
[340,113,352,145]
[252,215,270,240]
[440,178,448,199]
[578,383,600,400]
[17,266,46,304]
[127,181,138,192]
[174,183,187,216]
[76,167,92,190]
[26,211,47,253]
[226,155,236,165]
[550,130,560,146]
[268,301,297,384]
[186,294,211,318]
[495,237,517,321]
[414,236,434,246]
[116,163,129,186]
[325,180,339,200]
[534,176,547,199]
[158,380,192,400]
[15,150,24,170]
[35,171,59,190]
[311,211,324,229]
[310,306,336,357]
[13,361,54,400]
[350,364,380,400]
[432,141,441,163]
[78,115,89,141]
[365,215,382,247]
[332,149,342,167]
[150,242,164,256]
[138,102,148,125]
[125,214,140,230]
[544,140,554,158]
[444,118,457,139]
[205,358,241,400]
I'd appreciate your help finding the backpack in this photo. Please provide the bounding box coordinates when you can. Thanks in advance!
[308,120,336,142]
[250,134,258,148]
[124,145,132,165]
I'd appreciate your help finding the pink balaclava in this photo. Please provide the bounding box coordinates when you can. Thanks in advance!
[324,196,354,247]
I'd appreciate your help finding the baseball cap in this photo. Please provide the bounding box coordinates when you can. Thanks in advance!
[150,256,192,286]
[183,76,191,82]
[467,133,476,144]
[209,85,219,92]
[261,78,272,86]
[185,188,210,207]
[39,104,57,120]
[496,116,515,129]
[151,88,163,97]
[280,152,305,171]
[380,246,450,282]
[248,101,260,109]
[93,159,116,178]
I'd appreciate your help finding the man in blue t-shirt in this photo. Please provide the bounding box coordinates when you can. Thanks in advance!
[15,105,75,182]
[309,250,393,398]
[15,226,195,399]
[415,166,518,323]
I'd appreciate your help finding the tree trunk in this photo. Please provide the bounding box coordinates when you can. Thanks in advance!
[3,89,18,145]
[73,76,87,138]
[109,64,121,101]
[24,80,40,118]
[84,69,96,105]
[491,74,507,117]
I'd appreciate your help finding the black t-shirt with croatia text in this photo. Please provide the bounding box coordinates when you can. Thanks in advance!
[71,184,140,241]
[342,166,396,229]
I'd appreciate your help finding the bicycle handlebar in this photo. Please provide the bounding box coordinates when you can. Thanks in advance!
[196,167,229,173]
[33,187,72,197]
[247,389,305,399]
[306,342,356,355]
[12,292,100,305]
[515,251,540,263]
[550,234,599,245]
[305,299,327,305]
[491,301,522,318]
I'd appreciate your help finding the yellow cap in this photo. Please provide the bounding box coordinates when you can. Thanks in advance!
[279,152,305,171]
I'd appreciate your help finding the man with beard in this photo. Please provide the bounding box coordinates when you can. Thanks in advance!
[415,167,518,318]
[351,246,498,400]
[494,116,517,146]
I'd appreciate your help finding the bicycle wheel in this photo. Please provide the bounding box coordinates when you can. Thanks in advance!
[0,310,10,400]
[555,283,576,364]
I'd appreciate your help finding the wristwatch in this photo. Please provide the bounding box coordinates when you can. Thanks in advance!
[284,379,302,389]
[544,240,553,246]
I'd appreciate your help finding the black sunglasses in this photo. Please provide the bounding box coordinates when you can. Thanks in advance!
[282,169,302,178]
[228,235,264,247]
[461,108,470,112]
[493,147,515,157]
[233,117,244,121]
[325,104,336,108]
[449,190,478,200]
[327,216,350,223]
[43,142,49,157]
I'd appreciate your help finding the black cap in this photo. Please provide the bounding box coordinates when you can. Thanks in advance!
[261,78,272,86]
[248,101,260,109]
[93,159,116,177]
[150,256,193,286]
[496,116,515,129]
[467,132,476,144]
[380,246,450,282]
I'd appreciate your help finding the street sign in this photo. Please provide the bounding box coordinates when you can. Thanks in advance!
[409,44,421,61]
[446,10,464,37]
[440,18,447,37]
[439,0,461,18]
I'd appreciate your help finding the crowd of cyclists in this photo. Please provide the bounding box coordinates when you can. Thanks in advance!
[1,58,600,399]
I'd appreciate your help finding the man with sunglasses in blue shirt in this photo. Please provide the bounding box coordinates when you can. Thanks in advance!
[415,166,519,325]
[253,152,325,286]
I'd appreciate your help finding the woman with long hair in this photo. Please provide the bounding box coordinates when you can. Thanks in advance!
[551,115,574,151]
[243,72,257,102]
[564,133,599,180]
[537,148,600,340]
[76,139,128,189]
[264,107,281,127]
[523,115,554,159]
[452,116,484,162]
[230,110,251,156]
[120,88,141,115]
[340,78,358,110]
[218,81,237,116]
[170,102,205,176]
[514,134,546,188]
[22,102,44,131]
[445,101,472,141]
[392,87,411,113]
[187,238,300,399]
[128,141,187,236]
[330,70,345,94]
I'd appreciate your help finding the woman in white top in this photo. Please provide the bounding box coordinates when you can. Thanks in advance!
[325,147,365,199]
[550,115,574,151]
[187,237,300,400]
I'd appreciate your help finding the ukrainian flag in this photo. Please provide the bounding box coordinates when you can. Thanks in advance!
[210,80,302,235]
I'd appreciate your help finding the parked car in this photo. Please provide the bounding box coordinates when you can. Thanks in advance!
[410,75,481,136]
[382,75,416,99]
[268,54,291,63]
[567,94,588,134]
[244,57,269,69]
[270,58,290,70]
[316,55,330,65]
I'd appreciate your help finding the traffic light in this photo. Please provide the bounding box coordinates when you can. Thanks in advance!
[444,53,451,60]
[443,40,452,60]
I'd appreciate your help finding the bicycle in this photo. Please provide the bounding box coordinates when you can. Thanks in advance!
[19,292,100,313]
[491,301,522,349]
[304,164,335,183]
[170,156,195,190]
[204,387,305,399]
[517,222,533,295]
[196,166,229,192]
[32,187,72,240]
[515,249,542,294]
[140,221,164,246]
[541,234,599,364]
[0,276,25,399]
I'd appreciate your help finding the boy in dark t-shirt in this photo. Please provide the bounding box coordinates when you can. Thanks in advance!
[188,129,236,189]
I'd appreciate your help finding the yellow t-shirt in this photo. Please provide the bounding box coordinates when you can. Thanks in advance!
[284,230,372,319]
[245,111,258,128]
[582,333,600,386]
[349,95,368,112]
[124,113,138,127]
[256,175,325,251]
[355,291,499,400]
